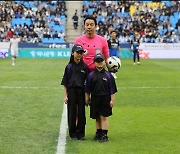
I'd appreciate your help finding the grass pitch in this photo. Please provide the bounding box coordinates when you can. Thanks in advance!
[0,58,180,154]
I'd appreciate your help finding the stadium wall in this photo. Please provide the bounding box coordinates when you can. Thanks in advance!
[1,43,180,59]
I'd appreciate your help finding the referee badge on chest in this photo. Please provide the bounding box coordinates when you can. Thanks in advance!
[95,48,101,54]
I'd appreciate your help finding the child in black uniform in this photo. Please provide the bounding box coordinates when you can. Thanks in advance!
[61,44,89,140]
[85,53,117,142]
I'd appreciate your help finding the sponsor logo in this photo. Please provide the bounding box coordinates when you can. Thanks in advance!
[0,51,8,58]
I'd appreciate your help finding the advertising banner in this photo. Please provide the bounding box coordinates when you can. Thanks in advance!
[18,42,73,48]
[0,42,10,58]
[0,49,9,58]
[17,48,132,58]
[3,42,179,59]
[139,43,180,59]
[18,48,71,58]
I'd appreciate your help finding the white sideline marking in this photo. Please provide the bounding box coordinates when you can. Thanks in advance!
[120,86,180,89]
[56,104,67,154]
[0,86,61,89]
[0,86,180,89]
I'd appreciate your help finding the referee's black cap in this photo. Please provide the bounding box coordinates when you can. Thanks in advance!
[72,44,85,53]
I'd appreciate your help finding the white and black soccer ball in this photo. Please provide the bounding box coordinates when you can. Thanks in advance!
[106,56,121,73]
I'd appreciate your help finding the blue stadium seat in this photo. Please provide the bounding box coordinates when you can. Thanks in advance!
[48,38,54,43]
[15,1,21,4]
[25,18,31,26]
[11,18,32,26]
[49,15,56,20]
[42,38,49,43]
[60,15,66,25]
[83,1,92,7]
[160,15,164,21]
[50,22,55,27]
[53,38,60,43]
[158,29,163,36]
[88,8,94,15]
[59,25,65,33]
[23,2,30,7]
[164,1,171,7]
[59,38,65,43]
[97,15,104,23]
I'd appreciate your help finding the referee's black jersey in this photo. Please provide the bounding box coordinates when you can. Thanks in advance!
[86,69,117,96]
[61,62,89,88]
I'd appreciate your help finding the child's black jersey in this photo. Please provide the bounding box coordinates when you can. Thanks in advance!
[86,68,117,96]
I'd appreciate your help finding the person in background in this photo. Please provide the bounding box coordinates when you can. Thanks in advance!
[9,33,21,66]
[61,44,89,140]
[72,12,79,30]
[130,32,141,65]
[107,30,121,79]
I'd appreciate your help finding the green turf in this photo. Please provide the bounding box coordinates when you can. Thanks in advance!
[0,58,180,154]
[0,59,66,154]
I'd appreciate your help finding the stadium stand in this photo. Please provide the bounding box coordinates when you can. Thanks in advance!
[82,0,180,43]
[0,1,67,43]
[0,1,179,43]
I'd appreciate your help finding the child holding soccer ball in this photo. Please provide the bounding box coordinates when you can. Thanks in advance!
[85,53,117,142]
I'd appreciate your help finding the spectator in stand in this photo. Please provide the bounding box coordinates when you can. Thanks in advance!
[92,11,98,20]
[82,9,88,18]
[43,28,51,38]
[54,14,61,25]
[6,28,13,39]
[15,10,22,18]
[53,31,59,38]
[58,30,65,38]
[28,30,38,39]
[1,9,8,24]
[39,16,46,28]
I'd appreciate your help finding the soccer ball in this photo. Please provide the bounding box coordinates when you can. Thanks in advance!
[106,56,121,73]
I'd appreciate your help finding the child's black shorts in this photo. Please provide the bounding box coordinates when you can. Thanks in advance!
[90,95,112,119]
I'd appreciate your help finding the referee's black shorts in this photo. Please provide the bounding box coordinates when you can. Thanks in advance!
[90,95,112,119]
